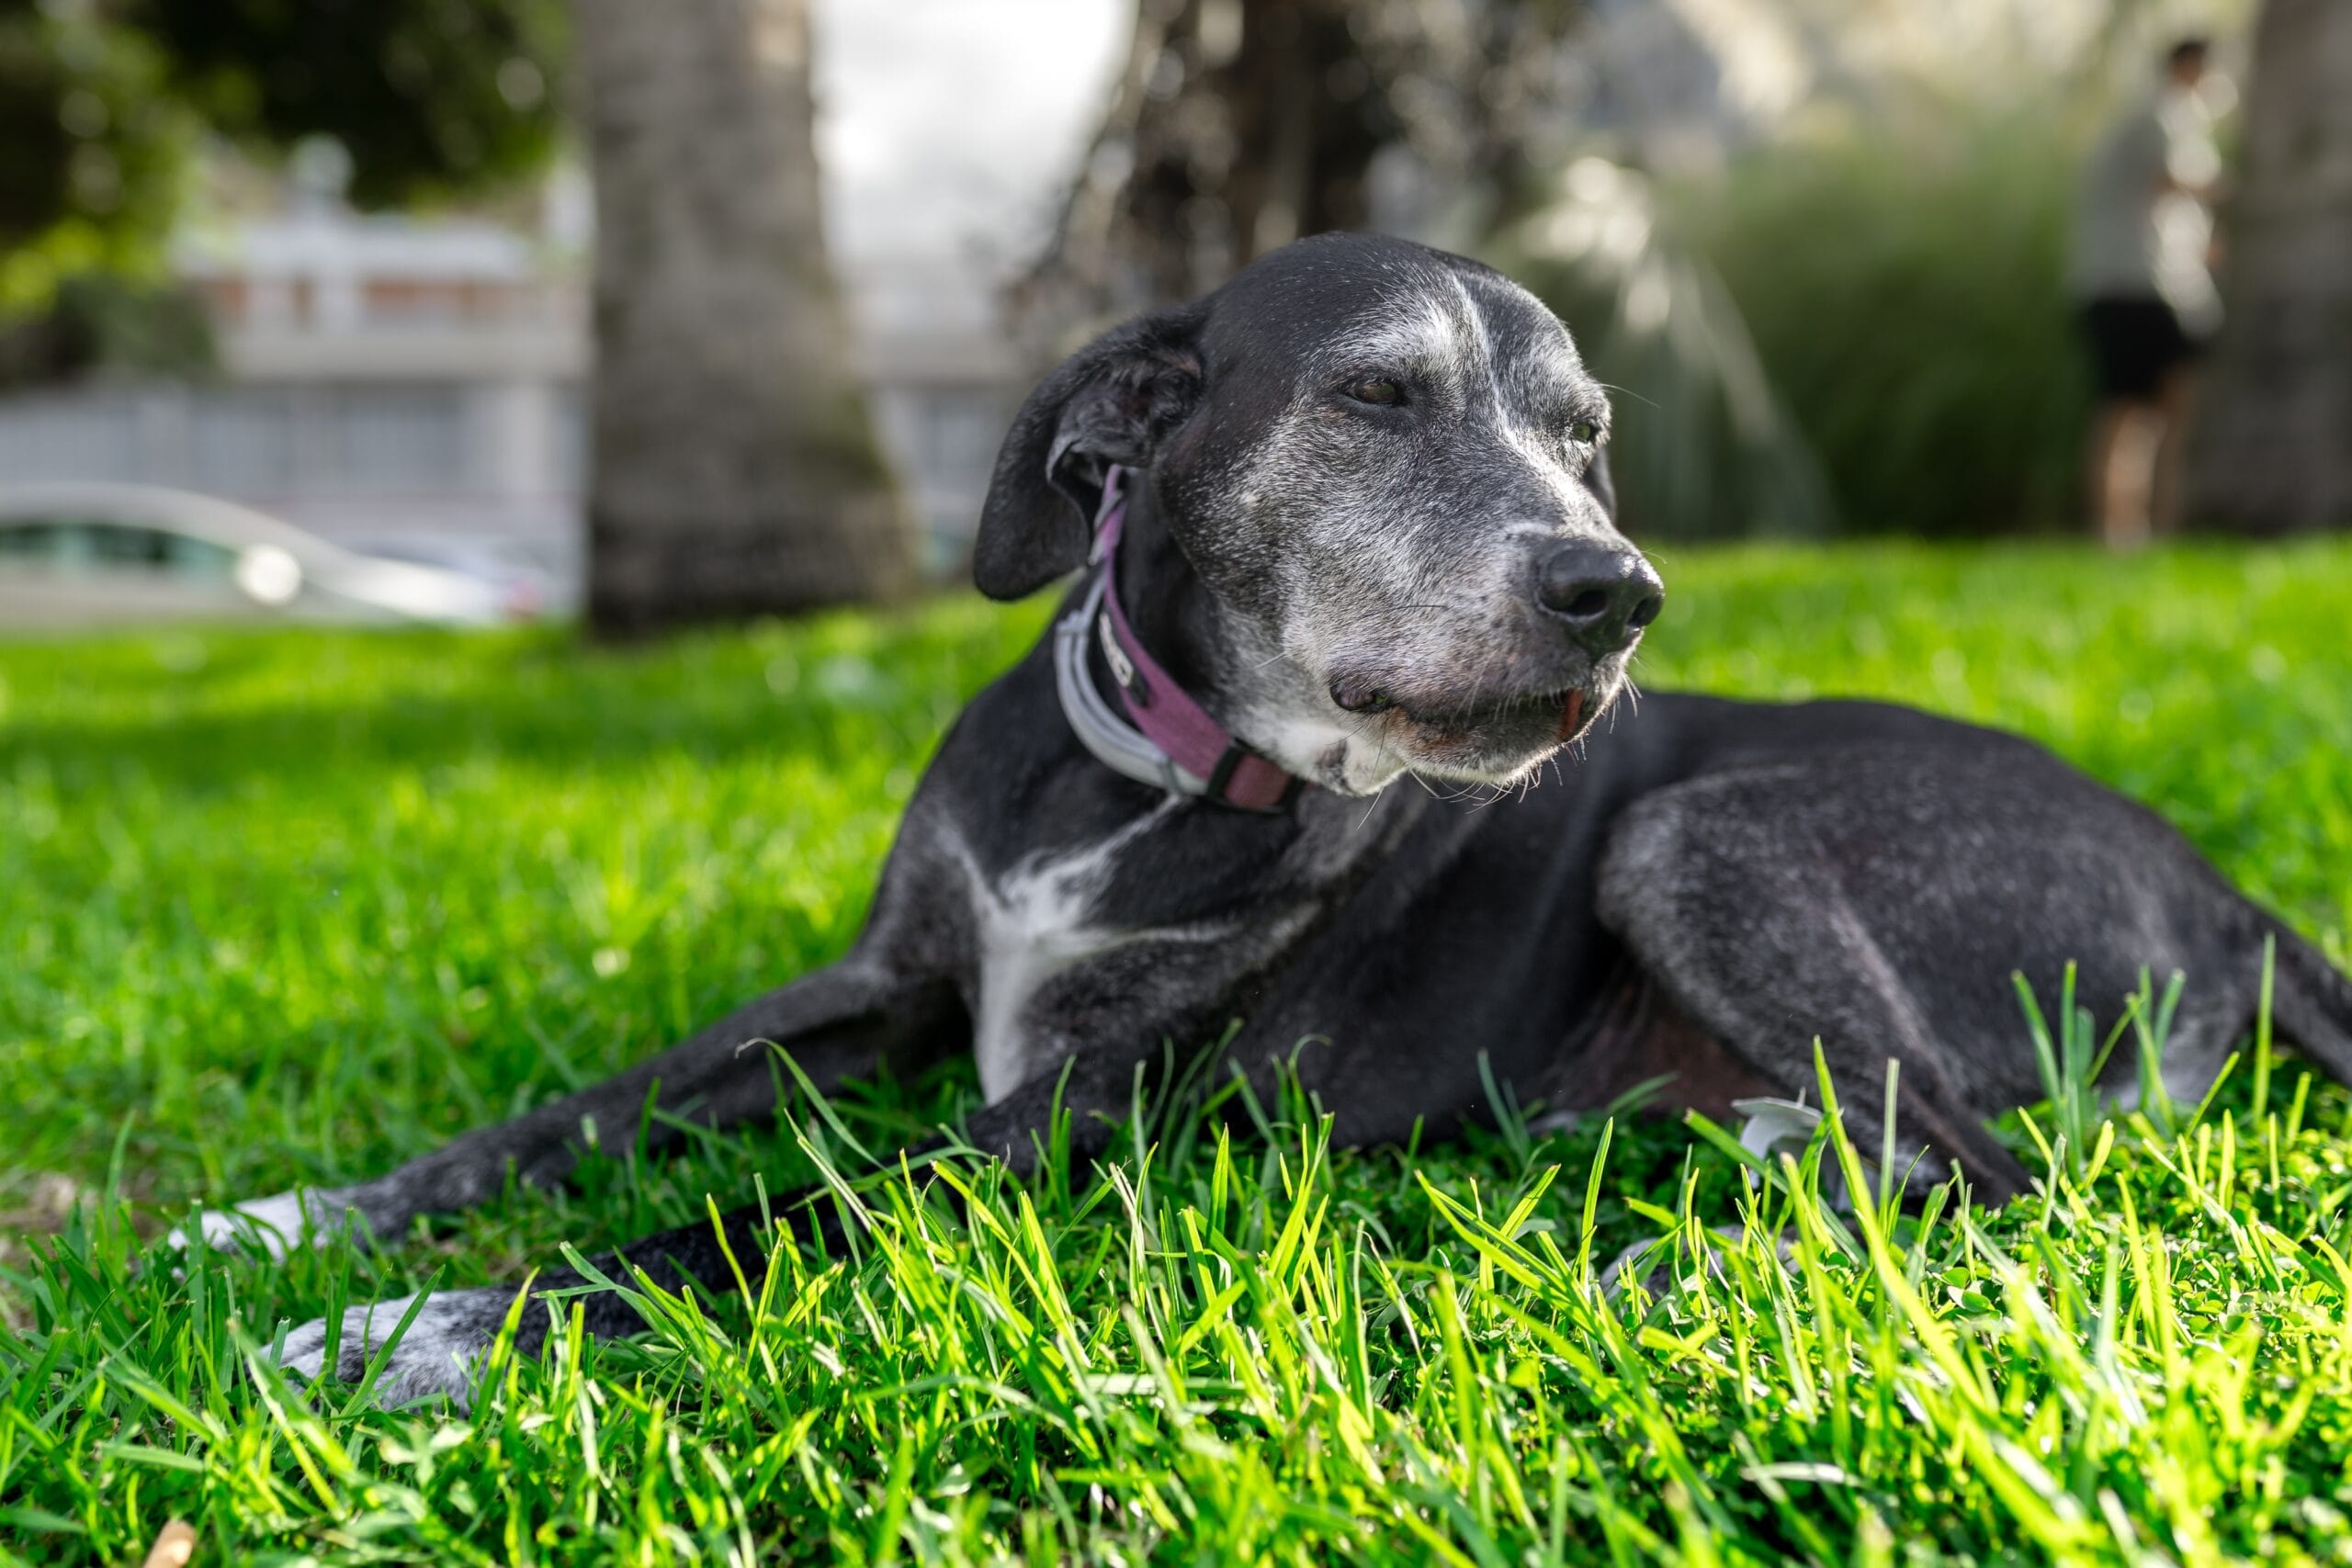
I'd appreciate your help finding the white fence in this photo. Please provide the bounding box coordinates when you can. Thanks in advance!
[0,372,1015,577]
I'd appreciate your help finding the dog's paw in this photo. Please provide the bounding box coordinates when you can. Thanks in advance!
[1732,1097,1825,1164]
[277,1284,523,1411]
[166,1187,369,1261]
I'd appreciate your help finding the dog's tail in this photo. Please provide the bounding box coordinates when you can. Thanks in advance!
[2269,920,2352,1081]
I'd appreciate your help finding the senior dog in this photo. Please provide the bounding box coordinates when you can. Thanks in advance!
[181,232,2352,1406]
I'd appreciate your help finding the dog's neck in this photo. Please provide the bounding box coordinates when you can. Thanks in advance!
[1044,477,1435,914]
[1099,479,1226,712]
[1091,475,1332,799]
[1096,478,1412,799]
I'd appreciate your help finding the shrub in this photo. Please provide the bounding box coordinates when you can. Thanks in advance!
[1496,157,1837,543]
[1501,97,2102,539]
[1678,97,2098,537]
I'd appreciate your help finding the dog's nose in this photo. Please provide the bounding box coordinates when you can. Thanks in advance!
[1533,541,1664,653]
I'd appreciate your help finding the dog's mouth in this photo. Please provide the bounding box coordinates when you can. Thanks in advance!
[1330,675,1613,773]
[1554,688,1589,741]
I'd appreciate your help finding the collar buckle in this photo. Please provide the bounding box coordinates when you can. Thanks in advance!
[1206,740,1307,814]
[1095,610,1148,705]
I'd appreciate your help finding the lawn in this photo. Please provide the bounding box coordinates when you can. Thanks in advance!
[3,538,2350,1565]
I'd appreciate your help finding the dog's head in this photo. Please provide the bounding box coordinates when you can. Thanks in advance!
[978,232,1658,796]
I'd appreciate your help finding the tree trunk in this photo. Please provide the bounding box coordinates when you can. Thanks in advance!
[1018,0,1575,333]
[1013,0,1383,329]
[578,0,910,636]
[2182,0,2352,533]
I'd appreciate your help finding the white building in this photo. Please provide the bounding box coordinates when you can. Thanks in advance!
[0,177,1024,592]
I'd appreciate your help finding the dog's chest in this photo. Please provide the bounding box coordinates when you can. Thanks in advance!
[968,846,1135,1101]
[935,808,1166,1104]
[950,808,1317,1104]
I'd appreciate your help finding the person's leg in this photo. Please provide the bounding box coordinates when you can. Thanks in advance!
[2149,365,2195,533]
[2086,398,2126,542]
[2081,299,2181,549]
[2090,396,2161,549]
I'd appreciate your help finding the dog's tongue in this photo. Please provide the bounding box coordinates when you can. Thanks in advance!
[1555,690,1586,742]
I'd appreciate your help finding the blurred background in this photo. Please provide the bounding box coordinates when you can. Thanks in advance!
[0,0,2343,637]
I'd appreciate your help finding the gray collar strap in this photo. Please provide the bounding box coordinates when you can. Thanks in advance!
[1052,465,1309,813]
[1053,571,1210,797]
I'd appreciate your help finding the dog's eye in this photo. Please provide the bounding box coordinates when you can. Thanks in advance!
[1344,378,1403,407]
[1567,419,1602,446]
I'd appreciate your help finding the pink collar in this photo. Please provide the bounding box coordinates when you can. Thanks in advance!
[1077,467,1309,812]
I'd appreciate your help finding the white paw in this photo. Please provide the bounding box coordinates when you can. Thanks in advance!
[277,1285,520,1410]
[1733,1097,1883,1207]
[166,1187,364,1260]
[1732,1097,1825,1164]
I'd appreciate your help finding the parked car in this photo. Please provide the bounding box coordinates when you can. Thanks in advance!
[344,535,581,621]
[0,484,544,629]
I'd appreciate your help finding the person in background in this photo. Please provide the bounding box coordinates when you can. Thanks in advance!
[2072,36,2224,549]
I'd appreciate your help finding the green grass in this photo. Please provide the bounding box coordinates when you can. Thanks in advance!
[2,538,2349,1565]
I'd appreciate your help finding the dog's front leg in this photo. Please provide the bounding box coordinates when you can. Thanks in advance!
[173,952,964,1260]
[277,1043,1158,1408]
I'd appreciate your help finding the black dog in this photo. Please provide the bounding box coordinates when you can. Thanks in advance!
[178,233,2351,1405]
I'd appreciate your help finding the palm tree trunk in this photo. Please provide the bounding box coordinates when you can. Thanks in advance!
[1017,0,1576,330]
[2182,0,2352,533]
[578,0,910,635]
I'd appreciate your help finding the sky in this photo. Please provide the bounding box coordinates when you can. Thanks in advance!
[814,0,1129,273]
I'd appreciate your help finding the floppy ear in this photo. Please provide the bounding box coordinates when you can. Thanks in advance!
[973,304,1206,601]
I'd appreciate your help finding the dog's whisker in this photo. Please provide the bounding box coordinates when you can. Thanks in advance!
[1593,379,1659,411]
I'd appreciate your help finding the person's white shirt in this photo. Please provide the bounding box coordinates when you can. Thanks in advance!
[2071,84,2222,335]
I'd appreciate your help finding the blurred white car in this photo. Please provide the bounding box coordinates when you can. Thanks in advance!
[344,535,579,621]
[0,484,543,629]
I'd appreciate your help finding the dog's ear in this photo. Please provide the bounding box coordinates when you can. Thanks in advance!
[974,304,1206,601]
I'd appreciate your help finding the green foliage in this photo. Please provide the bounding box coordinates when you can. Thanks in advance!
[2,539,2350,1562]
[0,4,74,246]
[0,2,193,313]
[0,273,216,389]
[0,0,564,341]
[1508,99,2113,540]
[1497,159,1837,543]
[1669,100,2101,537]
[124,0,569,210]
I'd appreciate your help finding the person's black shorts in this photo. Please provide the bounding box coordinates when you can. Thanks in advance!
[2081,297,2200,400]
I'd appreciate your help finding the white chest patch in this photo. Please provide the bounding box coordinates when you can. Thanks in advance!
[959,800,1182,1102]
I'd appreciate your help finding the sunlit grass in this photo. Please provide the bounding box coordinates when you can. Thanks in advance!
[2,536,2348,1563]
